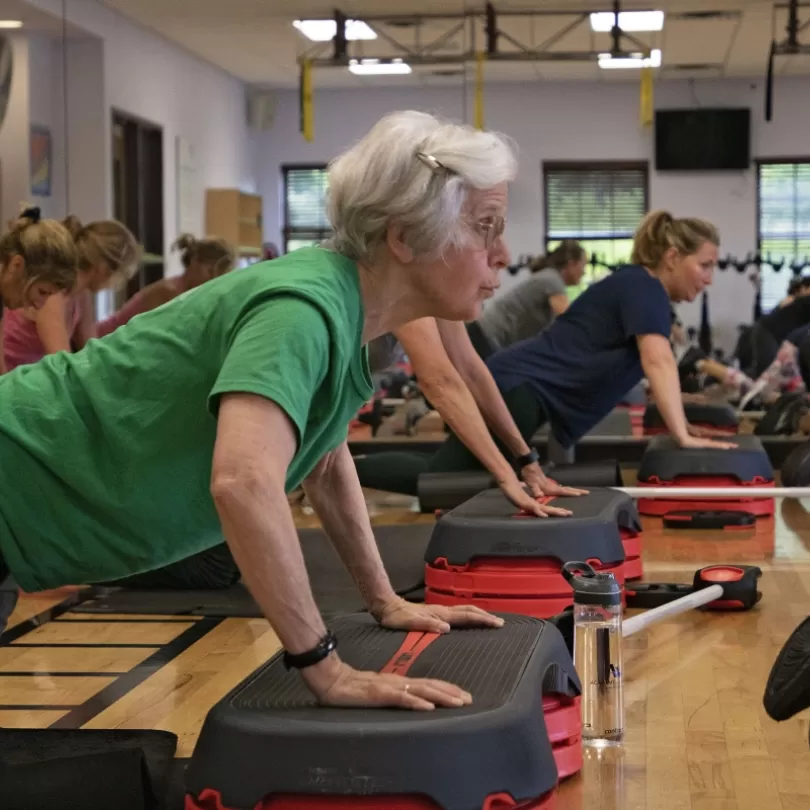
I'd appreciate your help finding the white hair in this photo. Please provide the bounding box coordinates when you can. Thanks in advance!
[326,110,517,262]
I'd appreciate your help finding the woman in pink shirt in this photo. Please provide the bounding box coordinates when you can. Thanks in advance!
[2,216,140,372]
[0,207,78,373]
[96,234,235,337]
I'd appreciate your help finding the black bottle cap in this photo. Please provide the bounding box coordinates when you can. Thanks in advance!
[562,561,623,607]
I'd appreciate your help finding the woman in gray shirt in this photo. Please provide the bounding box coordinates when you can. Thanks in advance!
[473,240,586,353]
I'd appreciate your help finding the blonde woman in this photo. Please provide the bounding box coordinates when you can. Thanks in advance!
[3,216,140,371]
[97,234,234,337]
[0,207,77,373]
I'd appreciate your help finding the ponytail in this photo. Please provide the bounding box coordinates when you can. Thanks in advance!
[632,210,719,268]
[173,234,235,278]
[0,204,76,292]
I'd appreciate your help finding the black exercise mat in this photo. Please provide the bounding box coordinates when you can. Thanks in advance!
[73,525,432,619]
[0,729,177,810]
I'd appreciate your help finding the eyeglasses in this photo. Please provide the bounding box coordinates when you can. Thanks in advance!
[416,152,506,252]
[476,216,506,252]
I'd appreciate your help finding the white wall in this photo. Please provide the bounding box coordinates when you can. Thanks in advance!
[253,76,810,352]
[0,36,31,227]
[25,0,256,276]
[27,34,61,219]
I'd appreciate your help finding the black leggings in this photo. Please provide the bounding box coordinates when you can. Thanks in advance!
[465,321,497,361]
[746,322,780,378]
[104,543,239,590]
[354,383,546,494]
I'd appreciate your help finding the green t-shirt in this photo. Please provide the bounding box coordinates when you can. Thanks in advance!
[0,247,373,591]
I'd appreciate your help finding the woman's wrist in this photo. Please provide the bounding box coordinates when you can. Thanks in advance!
[300,651,346,696]
[367,590,401,620]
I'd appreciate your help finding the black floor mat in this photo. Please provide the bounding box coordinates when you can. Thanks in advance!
[0,729,177,810]
[72,525,432,619]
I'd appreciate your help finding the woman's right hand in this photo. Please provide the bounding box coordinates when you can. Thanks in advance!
[677,435,737,451]
[309,659,472,711]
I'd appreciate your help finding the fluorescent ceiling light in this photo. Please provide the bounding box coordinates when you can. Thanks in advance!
[590,11,665,32]
[349,58,412,75]
[599,48,662,69]
[0,20,23,29]
[293,19,376,42]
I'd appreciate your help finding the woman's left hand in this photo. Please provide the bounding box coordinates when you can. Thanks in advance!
[522,461,589,498]
[373,596,504,634]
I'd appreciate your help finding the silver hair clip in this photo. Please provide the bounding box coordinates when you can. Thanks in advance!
[416,151,448,175]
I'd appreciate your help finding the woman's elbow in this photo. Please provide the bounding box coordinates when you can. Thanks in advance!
[211,457,280,508]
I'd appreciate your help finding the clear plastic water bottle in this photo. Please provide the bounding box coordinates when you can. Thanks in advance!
[562,561,624,747]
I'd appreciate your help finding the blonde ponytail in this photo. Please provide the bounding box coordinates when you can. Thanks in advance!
[0,205,77,292]
[632,210,719,268]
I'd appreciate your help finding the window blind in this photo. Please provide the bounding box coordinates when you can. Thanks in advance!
[758,161,810,311]
[545,164,648,240]
[284,166,330,230]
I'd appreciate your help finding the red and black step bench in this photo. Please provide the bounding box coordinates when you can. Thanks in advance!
[642,402,739,436]
[635,434,775,517]
[186,614,581,810]
[424,488,642,620]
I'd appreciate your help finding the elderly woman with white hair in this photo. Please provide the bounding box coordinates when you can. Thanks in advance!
[0,111,539,710]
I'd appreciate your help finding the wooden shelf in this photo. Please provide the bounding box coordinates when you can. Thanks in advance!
[205,189,263,256]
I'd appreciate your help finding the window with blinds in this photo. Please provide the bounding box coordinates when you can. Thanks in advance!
[758,161,810,311]
[544,163,649,287]
[282,165,330,253]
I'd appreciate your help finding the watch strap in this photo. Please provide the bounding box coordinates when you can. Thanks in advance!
[514,448,540,469]
[282,631,338,671]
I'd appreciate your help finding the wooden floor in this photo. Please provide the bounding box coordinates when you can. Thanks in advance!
[2,493,810,808]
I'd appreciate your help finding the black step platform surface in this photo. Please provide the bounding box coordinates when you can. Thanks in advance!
[187,614,579,810]
[637,435,774,483]
[417,460,623,513]
[643,402,739,430]
[426,488,638,567]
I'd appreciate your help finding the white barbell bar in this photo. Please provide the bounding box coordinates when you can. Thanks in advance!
[614,487,810,499]
[622,584,724,638]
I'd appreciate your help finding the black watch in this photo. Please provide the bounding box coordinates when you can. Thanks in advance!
[514,448,540,470]
[282,631,338,671]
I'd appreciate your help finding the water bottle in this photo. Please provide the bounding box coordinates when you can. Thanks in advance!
[562,561,624,747]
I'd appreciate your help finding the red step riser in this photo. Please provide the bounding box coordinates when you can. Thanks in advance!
[638,499,774,517]
[425,588,627,619]
[425,560,626,598]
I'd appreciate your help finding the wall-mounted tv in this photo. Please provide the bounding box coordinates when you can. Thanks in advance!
[655,108,751,171]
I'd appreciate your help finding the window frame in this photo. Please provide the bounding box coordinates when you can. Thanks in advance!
[755,157,810,312]
[282,163,331,254]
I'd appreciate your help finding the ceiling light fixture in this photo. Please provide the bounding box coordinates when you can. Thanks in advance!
[348,58,412,76]
[293,19,376,42]
[0,20,23,29]
[598,48,662,69]
[590,11,665,33]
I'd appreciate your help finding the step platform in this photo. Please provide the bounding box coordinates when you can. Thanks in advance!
[424,488,642,619]
[643,403,739,435]
[636,434,774,517]
[186,614,581,810]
